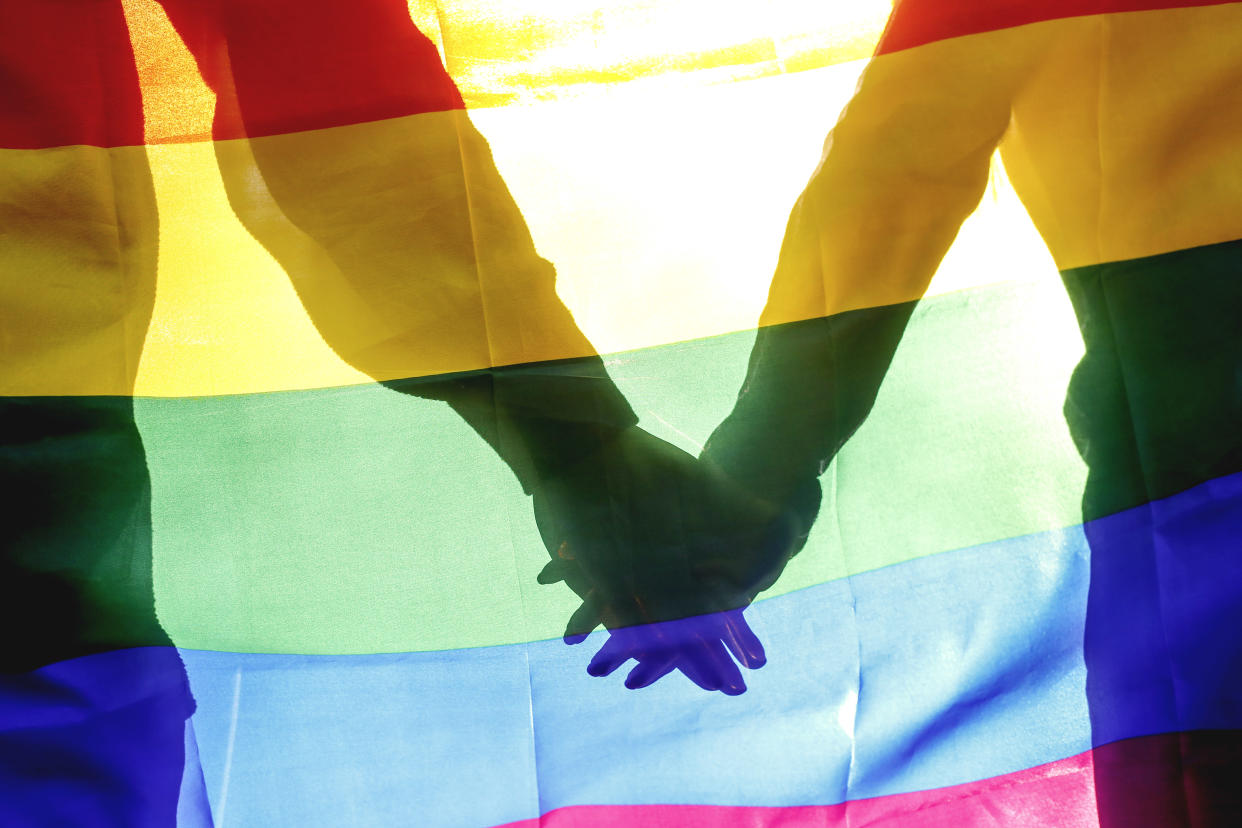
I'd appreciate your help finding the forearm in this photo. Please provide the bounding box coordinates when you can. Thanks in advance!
[703,301,917,503]
[386,356,638,494]
[706,177,987,501]
[159,0,639,491]
[709,30,1026,496]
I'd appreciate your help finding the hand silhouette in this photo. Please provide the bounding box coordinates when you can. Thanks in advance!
[532,426,808,693]
[581,609,765,695]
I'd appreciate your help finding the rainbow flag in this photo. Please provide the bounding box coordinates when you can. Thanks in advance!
[2,0,1240,824]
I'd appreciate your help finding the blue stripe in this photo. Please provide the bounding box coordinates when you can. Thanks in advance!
[0,647,206,826]
[5,471,1240,826]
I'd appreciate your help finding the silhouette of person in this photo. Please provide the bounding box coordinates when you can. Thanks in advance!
[604,2,1240,823]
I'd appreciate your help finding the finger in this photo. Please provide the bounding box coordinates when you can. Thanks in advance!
[719,609,767,670]
[563,592,604,644]
[699,637,747,695]
[587,630,641,677]
[624,652,678,690]
[537,559,571,585]
[675,637,727,692]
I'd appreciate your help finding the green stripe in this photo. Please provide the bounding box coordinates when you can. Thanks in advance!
[0,396,169,671]
[132,237,1242,653]
[1061,238,1242,516]
[135,279,1084,653]
[5,237,1236,661]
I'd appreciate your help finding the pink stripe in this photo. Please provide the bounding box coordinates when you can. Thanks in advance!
[493,752,1095,827]
[494,730,1242,827]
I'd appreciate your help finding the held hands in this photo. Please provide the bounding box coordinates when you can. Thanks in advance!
[531,426,814,694]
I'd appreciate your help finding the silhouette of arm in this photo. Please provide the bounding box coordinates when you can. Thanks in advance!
[157,0,791,693]
[519,16,1053,693]
[705,20,1047,522]
[157,0,641,488]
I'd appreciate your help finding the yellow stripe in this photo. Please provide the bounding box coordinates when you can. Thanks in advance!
[1,108,595,396]
[1001,3,1242,269]
[24,3,1220,398]
[34,5,1241,396]
[143,109,598,393]
[0,144,157,396]
[756,3,1242,330]
[3,58,1059,397]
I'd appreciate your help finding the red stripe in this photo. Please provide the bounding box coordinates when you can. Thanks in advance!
[0,1,146,149]
[8,1,1237,148]
[493,731,1242,827]
[876,0,1242,54]
[162,0,463,142]
[0,0,463,149]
